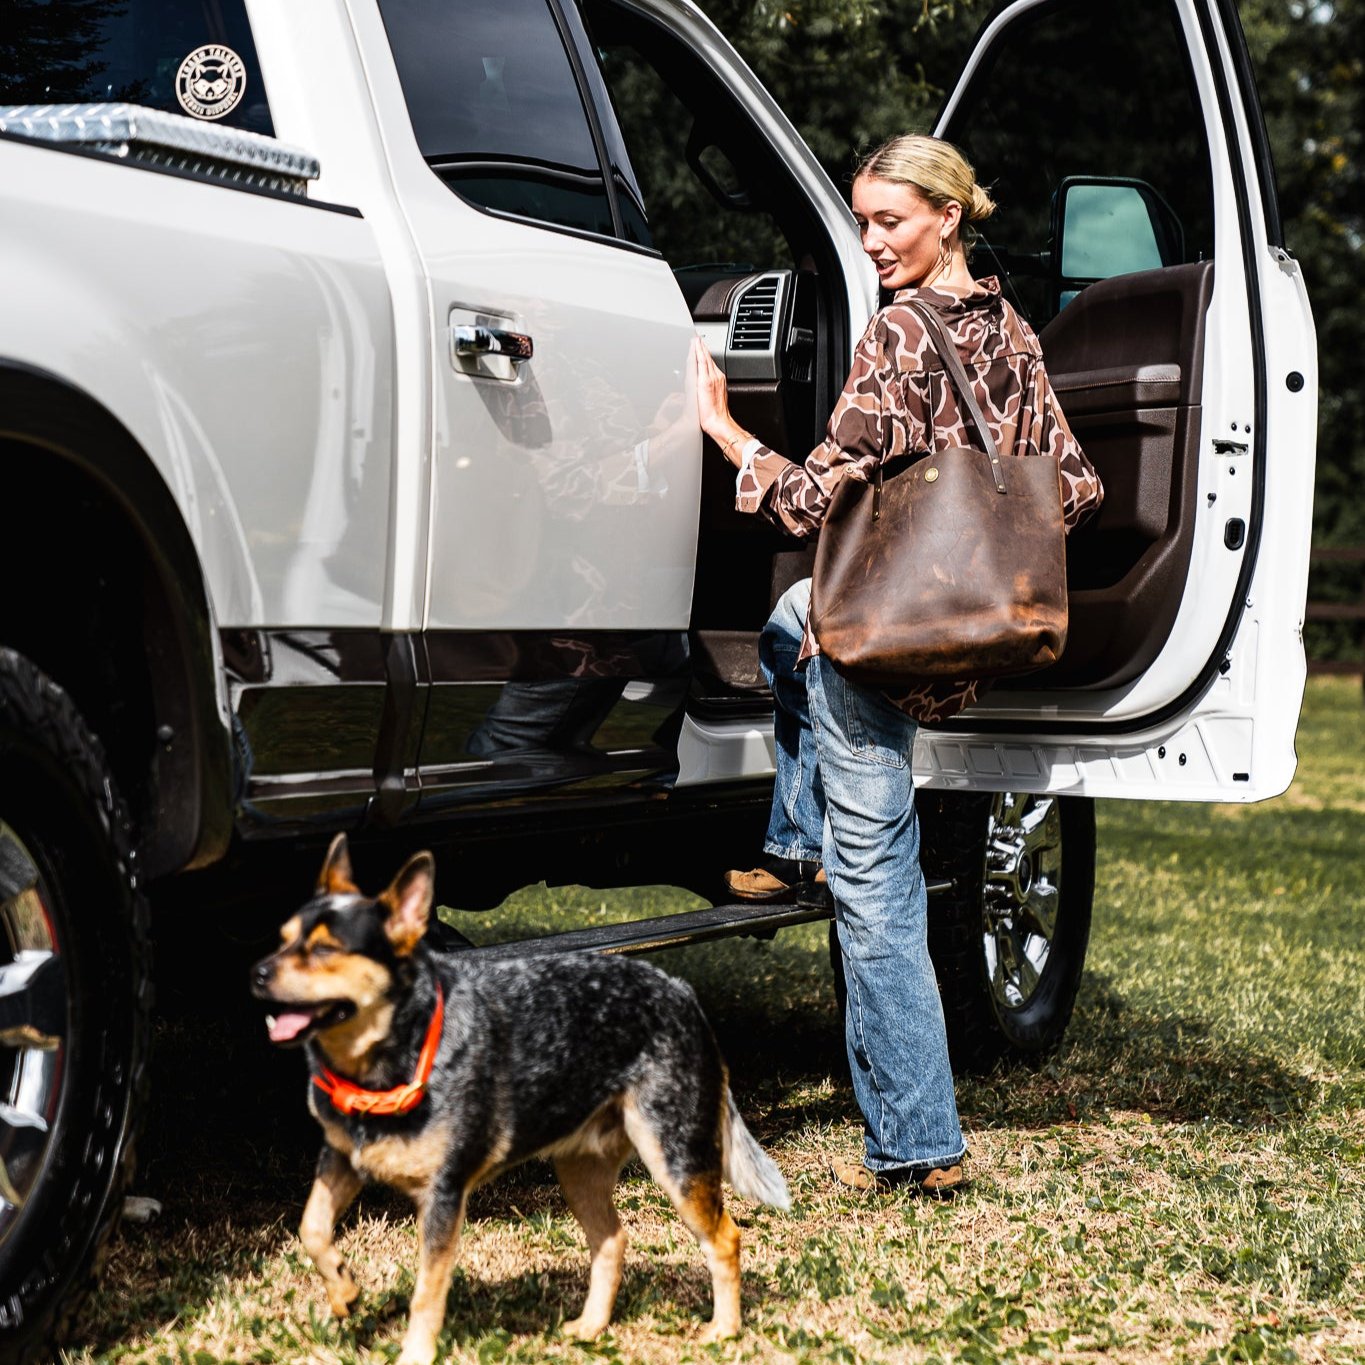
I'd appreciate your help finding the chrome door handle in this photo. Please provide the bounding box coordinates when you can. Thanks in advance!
[451,324,533,362]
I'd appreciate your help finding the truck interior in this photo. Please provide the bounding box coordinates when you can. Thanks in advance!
[584,0,1221,717]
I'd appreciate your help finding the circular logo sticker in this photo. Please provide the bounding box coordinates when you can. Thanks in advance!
[175,45,247,120]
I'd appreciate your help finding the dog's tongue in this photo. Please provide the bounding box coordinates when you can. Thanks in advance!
[268,1010,316,1043]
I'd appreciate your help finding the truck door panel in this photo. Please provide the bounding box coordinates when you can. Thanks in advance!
[921,0,1317,801]
[354,0,701,806]
[1020,260,1215,689]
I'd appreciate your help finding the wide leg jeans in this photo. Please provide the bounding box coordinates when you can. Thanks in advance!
[762,579,966,1173]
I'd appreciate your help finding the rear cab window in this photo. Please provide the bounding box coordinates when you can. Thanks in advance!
[0,0,273,135]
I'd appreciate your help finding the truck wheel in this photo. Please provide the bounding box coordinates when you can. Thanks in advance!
[827,791,1094,1074]
[0,650,151,1364]
[923,790,1094,1072]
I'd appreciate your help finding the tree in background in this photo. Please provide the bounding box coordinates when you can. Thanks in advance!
[0,0,114,101]
[700,0,1363,660]
[697,0,986,178]
[1242,0,1363,659]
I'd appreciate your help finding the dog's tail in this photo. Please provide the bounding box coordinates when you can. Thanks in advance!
[722,1091,791,1210]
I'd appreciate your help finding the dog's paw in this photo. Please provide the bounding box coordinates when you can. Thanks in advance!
[326,1268,361,1318]
[698,1318,740,1345]
[395,1346,436,1365]
[562,1314,609,1340]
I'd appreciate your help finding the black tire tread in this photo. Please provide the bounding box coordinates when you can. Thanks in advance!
[922,790,1094,1074]
[0,648,152,1364]
[919,791,1006,1073]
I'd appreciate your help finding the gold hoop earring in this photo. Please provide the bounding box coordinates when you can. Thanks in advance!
[931,239,951,285]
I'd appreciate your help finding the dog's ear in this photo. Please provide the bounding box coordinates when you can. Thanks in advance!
[317,832,358,896]
[378,851,435,956]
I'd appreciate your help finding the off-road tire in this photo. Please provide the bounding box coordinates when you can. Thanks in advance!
[0,649,152,1364]
[921,790,1094,1072]
[828,790,1094,1074]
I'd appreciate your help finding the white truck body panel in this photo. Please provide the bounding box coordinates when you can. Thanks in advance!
[247,0,435,633]
[0,135,395,629]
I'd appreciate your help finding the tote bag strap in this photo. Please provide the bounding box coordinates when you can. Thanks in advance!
[904,298,1007,494]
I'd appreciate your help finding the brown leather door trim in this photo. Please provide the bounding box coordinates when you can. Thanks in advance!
[1051,363,1182,418]
[1010,260,1214,691]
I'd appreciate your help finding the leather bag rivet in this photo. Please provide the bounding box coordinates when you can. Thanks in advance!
[924,467,939,483]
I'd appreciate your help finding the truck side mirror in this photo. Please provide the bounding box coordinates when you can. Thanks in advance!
[1049,176,1183,313]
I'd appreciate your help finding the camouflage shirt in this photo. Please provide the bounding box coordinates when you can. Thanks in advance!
[735,276,1103,725]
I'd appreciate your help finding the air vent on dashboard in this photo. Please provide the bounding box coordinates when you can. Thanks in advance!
[724,272,789,382]
[730,276,780,350]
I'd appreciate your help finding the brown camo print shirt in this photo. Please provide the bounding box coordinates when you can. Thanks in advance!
[735,276,1104,725]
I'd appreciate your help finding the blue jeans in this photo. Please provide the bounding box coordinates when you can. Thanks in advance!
[762,579,965,1173]
[761,578,824,861]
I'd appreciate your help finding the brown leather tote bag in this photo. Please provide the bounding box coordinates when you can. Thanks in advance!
[811,300,1068,683]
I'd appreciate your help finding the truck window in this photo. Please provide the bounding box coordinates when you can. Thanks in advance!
[0,0,274,136]
[378,0,618,240]
[944,0,1215,325]
[585,0,789,273]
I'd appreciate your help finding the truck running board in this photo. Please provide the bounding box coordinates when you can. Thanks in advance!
[462,879,953,960]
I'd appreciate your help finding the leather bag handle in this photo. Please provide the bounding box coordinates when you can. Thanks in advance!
[904,298,1007,494]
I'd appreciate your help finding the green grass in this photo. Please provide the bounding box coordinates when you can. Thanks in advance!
[64,677,1365,1364]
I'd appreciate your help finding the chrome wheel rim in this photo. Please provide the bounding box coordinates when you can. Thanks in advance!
[0,821,66,1249]
[982,793,1062,1012]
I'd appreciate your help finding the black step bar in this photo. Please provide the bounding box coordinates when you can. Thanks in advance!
[464,879,953,960]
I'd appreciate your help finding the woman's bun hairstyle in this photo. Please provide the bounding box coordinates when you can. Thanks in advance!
[968,182,997,223]
[855,134,995,251]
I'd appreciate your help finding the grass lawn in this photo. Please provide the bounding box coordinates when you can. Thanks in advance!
[65,677,1365,1364]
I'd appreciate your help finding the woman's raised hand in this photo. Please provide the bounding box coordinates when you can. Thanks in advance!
[692,335,748,464]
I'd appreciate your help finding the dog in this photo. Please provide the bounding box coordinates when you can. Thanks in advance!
[250,834,789,1364]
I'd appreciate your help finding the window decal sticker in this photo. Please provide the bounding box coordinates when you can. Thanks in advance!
[175,45,247,121]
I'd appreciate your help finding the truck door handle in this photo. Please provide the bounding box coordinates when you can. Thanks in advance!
[451,324,533,363]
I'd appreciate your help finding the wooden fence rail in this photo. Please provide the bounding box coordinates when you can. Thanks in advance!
[1306,545,1365,679]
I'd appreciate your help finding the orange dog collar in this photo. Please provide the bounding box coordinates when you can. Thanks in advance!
[313,984,444,1117]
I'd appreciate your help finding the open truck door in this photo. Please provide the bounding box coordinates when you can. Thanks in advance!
[880,0,1318,1066]
[920,0,1318,805]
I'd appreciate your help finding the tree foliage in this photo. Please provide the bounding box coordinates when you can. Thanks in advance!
[1240,0,1364,654]
[698,0,988,176]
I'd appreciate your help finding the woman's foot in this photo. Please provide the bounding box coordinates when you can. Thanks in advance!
[829,1157,965,1198]
[723,854,828,903]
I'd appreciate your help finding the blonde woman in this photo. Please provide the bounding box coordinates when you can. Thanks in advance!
[693,134,1102,1194]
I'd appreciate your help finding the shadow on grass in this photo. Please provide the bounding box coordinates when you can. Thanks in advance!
[140,951,1325,1177]
[961,972,1319,1132]
[666,938,1322,1137]
[69,1011,330,1354]
[70,943,1319,1356]
[72,1210,299,1356]
[411,1258,771,1348]
[704,983,1320,1145]
[693,955,1320,1138]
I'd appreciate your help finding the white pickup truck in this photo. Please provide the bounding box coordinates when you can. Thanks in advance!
[0,0,1315,1355]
